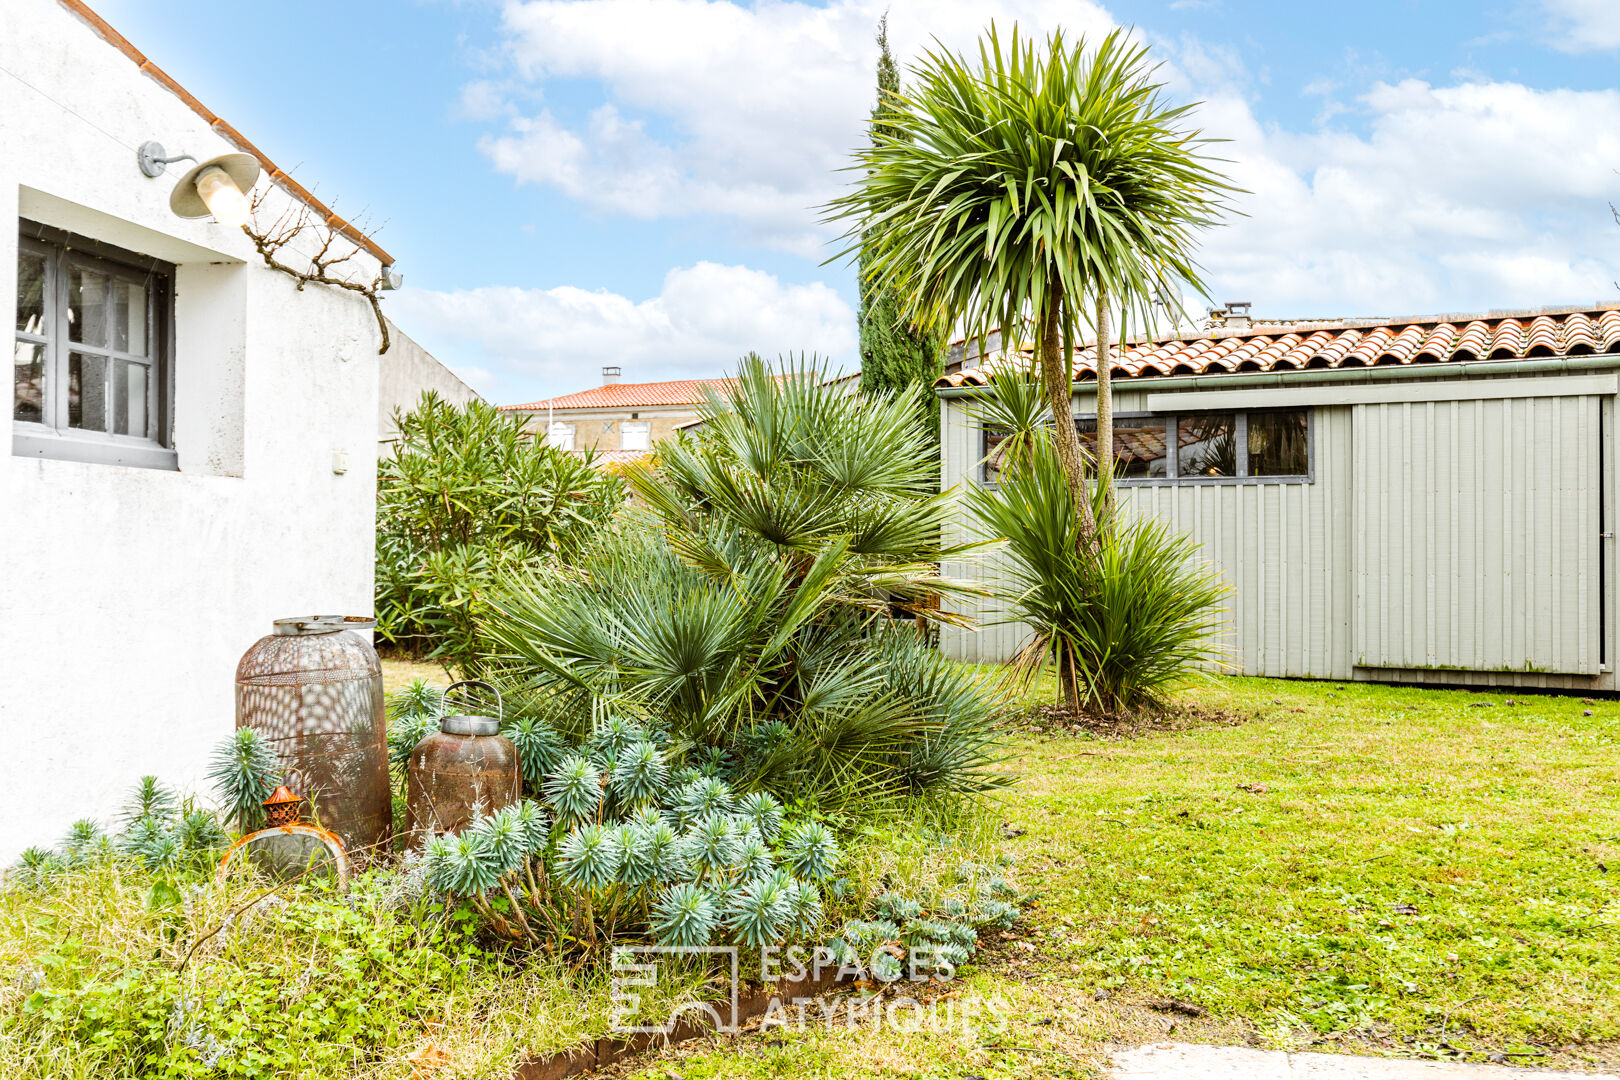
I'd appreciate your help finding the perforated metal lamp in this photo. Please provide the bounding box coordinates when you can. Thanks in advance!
[168,153,261,227]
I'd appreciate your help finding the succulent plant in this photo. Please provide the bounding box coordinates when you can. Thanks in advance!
[430,831,502,897]
[873,891,923,923]
[176,810,229,856]
[736,832,774,879]
[472,807,527,875]
[785,879,824,936]
[509,799,551,856]
[680,812,741,878]
[609,740,668,807]
[639,821,689,883]
[121,776,178,828]
[586,715,648,765]
[558,823,622,892]
[543,754,604,824]
[505,716,569,791]
[206,731,282,829]
[725,872,792,948]
[652,882,718,948]
[782,821,841,884]
[674,776,735,824]
[734,791,784,842]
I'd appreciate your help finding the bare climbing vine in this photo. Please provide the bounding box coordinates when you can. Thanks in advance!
[243,189,391,354]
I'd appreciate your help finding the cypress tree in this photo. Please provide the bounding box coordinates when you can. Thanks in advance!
[857,16,944,400]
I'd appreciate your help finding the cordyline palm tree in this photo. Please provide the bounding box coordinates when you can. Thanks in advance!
[826,24,1234,525]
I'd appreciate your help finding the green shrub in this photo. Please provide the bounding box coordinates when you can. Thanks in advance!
[376,392,624,671]
[967,433,1229,715]
[479,356,1007,808]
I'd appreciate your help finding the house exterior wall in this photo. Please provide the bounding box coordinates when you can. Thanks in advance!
[0,0,387,859]
[516,405,699,451]
[939,364,1618,692]
[379,320,481,449]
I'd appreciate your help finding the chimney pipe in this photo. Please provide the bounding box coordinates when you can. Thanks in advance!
[1207,301,1254,331]
[602,365,621,386]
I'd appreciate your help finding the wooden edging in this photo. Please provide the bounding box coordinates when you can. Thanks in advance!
[513,970,854,1080]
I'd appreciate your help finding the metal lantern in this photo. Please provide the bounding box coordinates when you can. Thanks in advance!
[406,680,519,844]
[235,616,390,856]
[262,785,302,827]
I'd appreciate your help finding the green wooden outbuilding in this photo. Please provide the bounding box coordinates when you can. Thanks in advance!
[936,304,1620,691]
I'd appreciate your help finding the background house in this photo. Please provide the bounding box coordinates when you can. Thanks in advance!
[939,304,1620,692]
[500,367,747,465]
[1,0,451,859]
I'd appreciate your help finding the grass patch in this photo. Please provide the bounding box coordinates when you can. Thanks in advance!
[995,673,1620,1066]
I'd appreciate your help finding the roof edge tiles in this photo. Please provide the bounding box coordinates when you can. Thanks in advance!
[936,306,1620,389]
[56,0,394,267]
[500,376,746,413]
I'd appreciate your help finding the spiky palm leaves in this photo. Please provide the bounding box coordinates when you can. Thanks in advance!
[966,436,1227,715]
[207,729,283,830]
[480,357,1005,810]
[825,24,1236,504]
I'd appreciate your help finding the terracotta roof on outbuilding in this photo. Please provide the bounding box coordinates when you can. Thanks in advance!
[56,0,393,267]
[935,304,1620,388]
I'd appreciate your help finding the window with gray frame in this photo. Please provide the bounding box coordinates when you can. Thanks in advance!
[983,408,1311,484]
[14,221,175,470]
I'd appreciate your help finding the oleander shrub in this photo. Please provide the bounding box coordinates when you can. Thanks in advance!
[376,392,624,671]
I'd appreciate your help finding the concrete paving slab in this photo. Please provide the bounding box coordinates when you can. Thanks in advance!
[1110,1043,1619,1080]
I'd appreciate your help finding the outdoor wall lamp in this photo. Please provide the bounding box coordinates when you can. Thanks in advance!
[138,141,261,228]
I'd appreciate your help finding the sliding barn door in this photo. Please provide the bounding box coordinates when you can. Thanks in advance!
[1352,394,1602,675]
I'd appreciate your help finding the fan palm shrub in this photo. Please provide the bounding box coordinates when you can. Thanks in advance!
[376,392,624,671]
[968,432,1228,715]
[478,355,1006,808]
[826,24,1234,519]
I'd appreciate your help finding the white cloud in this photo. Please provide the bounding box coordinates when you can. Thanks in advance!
[477,0,1115,254]
[1541,0,1620,52]
[1197,78,1620,315]
[388,261,857,402]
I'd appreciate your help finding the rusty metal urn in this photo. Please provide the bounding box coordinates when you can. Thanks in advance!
[235,616,390,856]
[407,680,519,843]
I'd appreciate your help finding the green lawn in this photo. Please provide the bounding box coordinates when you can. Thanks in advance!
[615,673,1620,1078]
[15,667,1610,1079]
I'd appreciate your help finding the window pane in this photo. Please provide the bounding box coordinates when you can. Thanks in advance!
[546,422,574,451]
[983,429,1009,483]
[69,265,110,347]
[113,359,149,436]
[14,341,44,423]
[1177,413,1237,477]
[1080,417,1169,478]
[112,281,147,355]
[1248,410,1309,476]
[17,250,46,336]
[68,351,108,431]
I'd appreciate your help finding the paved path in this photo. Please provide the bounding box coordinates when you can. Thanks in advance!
[1110,1043,1619,1080]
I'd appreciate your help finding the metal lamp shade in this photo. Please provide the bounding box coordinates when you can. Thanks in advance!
[170,153,261,219]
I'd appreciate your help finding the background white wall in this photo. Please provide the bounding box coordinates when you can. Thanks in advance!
[0,0,387,859]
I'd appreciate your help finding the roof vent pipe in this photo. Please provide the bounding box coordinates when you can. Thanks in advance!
[602,365,621,386]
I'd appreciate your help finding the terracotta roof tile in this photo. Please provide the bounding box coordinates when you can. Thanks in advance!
[935,305,1620,389]
[500,377,745,412]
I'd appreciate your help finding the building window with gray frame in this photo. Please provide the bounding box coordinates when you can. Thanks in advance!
[983,408,1311,485]
[13,220,176,470]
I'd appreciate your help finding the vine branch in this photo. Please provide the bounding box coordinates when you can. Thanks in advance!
[242,189,392,354]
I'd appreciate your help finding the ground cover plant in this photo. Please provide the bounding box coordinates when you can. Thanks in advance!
[375,392,624,671]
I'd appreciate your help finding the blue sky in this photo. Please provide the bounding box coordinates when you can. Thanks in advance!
[90,0,1620,403]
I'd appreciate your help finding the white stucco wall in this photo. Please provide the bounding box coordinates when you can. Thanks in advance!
[0,0,388,859]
